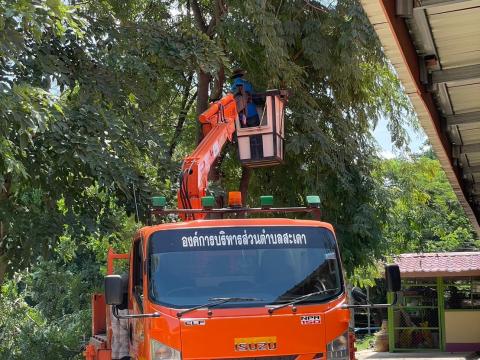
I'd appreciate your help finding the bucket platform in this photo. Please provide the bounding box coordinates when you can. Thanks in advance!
[236,89,288,168]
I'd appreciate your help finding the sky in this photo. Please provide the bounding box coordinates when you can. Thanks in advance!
[372,116,427,158]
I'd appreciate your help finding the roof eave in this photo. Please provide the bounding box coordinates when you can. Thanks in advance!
[360,0,480,236]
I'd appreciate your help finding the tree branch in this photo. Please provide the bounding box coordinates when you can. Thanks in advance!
[190,0,208,33]
[293,48,304,61]
[210,63,225,101]
[207,0,227,37]
[304,0,328,13]
[169,89,197,157]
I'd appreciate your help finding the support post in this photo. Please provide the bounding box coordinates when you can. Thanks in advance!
[437,277,446,351]
[387,291,395,352]
[367,286,371,335]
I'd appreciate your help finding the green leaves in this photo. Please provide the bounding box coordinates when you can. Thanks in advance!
[0,270,91,360]
[1,0,463,356]
[375,155,477,254]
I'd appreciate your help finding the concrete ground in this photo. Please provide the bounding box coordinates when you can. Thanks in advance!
[356,350,479,360]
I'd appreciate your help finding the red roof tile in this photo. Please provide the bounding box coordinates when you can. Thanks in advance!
[394,252,480,278]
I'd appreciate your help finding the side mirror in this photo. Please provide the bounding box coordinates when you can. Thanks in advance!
[351,287,369,304]
[105,275,123,305]
[385,264,401,293]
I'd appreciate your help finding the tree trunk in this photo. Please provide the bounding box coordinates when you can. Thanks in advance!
[0,173,11,202]
[239,167,251,206]
[0,174,11,285]
[0,254,7,286]
[0,221,7,285]
[196,70,211,144]
[207,64,228,183]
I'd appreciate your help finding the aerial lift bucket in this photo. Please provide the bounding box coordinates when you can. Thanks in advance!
[236,90,288,168]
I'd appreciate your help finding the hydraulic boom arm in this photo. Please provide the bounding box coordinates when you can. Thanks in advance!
[177,93,238,219]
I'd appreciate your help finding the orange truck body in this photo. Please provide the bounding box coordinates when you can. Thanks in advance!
[84,218,353,360]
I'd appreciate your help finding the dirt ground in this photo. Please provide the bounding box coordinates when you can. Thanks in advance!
[356,350,480,360]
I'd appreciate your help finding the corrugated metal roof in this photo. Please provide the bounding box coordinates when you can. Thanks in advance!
[360,0,480,235]
[449,83,480,114]
[428,6,480,69]
[395,252,480,277]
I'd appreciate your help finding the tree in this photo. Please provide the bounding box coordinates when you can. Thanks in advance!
[213,0,414,272]
[0,187,136,359]
[1,0,414,281]
[0,0,180,282]
[375,155,478,254]
[1,0,415,278]
[0,0,418,357]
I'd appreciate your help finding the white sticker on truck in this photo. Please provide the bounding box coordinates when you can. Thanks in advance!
[301,315,321,325]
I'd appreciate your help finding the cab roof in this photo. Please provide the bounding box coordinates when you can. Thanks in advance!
[138,218,335,240]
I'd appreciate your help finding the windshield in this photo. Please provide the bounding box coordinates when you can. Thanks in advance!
[148,226,342,308]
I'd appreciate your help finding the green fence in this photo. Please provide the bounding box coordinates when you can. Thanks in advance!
[388,278,445,352]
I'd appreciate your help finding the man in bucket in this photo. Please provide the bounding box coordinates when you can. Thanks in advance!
[230,69,261,127]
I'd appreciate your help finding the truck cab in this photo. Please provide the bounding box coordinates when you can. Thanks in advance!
[100,217,351,360]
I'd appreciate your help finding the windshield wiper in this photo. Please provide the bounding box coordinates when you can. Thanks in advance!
[176,297,262,318]
[267,288,339,314]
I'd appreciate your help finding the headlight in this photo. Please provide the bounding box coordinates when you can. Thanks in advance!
[150,339,182,360]
[326,332,349,360]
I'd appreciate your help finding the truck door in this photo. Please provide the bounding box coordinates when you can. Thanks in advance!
[130,238,147,358]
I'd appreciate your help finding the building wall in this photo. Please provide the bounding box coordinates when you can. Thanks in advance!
[445,311,480,351]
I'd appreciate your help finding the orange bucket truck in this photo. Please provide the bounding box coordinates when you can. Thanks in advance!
[84,89,401,360]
